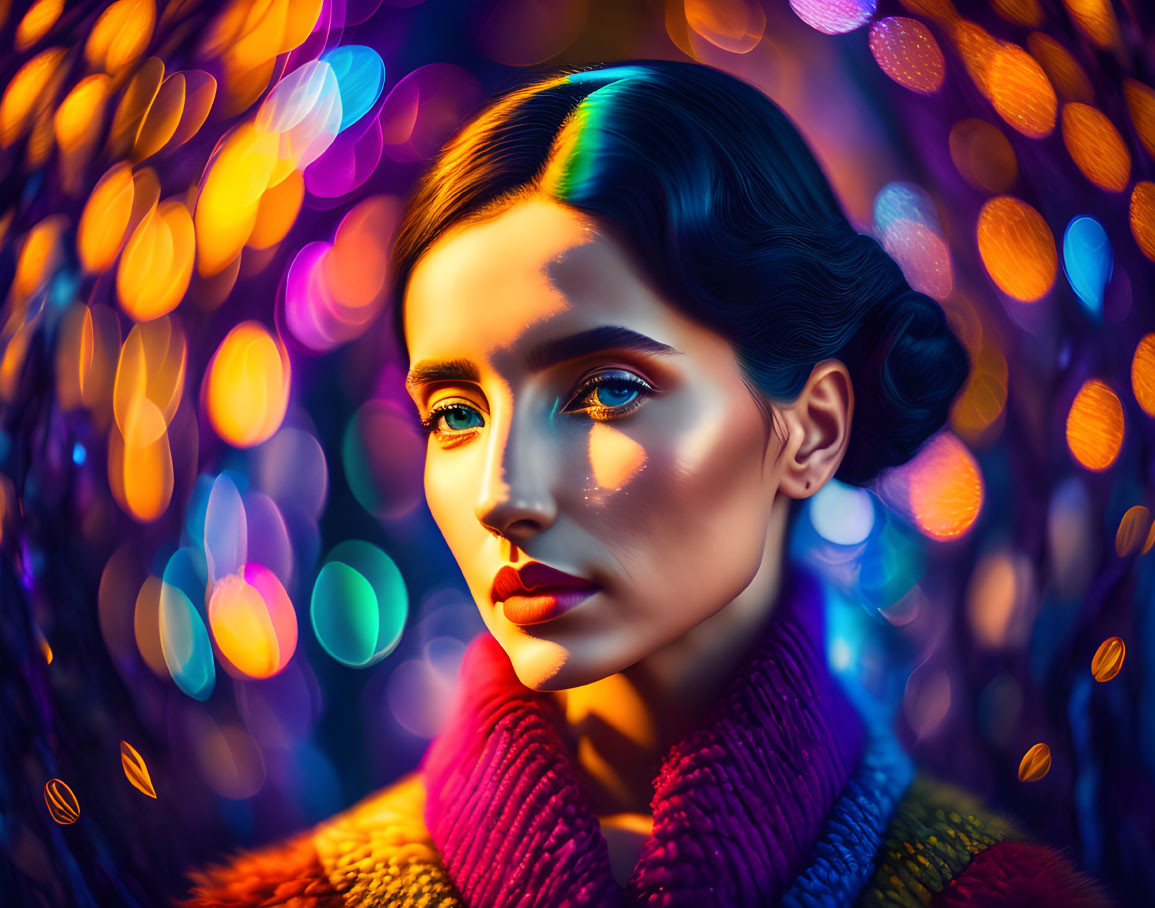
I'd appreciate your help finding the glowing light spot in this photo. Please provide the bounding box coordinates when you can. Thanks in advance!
[1018,742,1051,781]
[896,0,958,22]
[204,322,291,448]
[1132,334,1155,416]
[108,423,174,521]
[976,196,1056,302]
[0,47,66,148]
[304,116,383,198]
[379,63,483,163]
[54,74,112,156]
[254,59,342,175]
[283,197,399,351]
[75,304,121,411]
[1063,0,1120,50]
[188,713,266,800]
[1129,182,1155,263]
[386,655,459,738]
[45,779,79,824]
[1062,216,1112,318]
[872,182,952,299]
[684,0,765,54]
[204,0,322,74]
[990,0,1041,26]
[1028,33,1092,103]
[809,479,875,545]
[587,422,647,491]
[78,164,136,273]
[789,0,876,34]
[883,220,952,299]
[1091,636,1125,682]
[908,433,984,540]
[987,43,1056,139]
[321,45,385,131]
[247,169,303,250]
[194,123,280,277]
[868,17,944,94]
[120,740,157,798]
[311,541,408,668]
[108,314,184,524]
[874,181,941,235]
[13,215,66,303]
[133,71,187,161]
[1115,506,1150,557]
[15,0,64,51]
[112,317,186,445]
[169,70,217,150]
[480,0,588,66]
[1061,103,1130,192]
[967,548,1021,647]
[109,58,167,160]
[952,21,1001,97]
[904,665,951,737]
[116,199,195,321]
[208,564,297,679]
[342,401,424,520]
[1065,379,1124,471]
[829,637,852,672]
[204,472,247,584]
[950,343,1008,444]
[86,0,155,76]
[254,427,329,518]
[133,575,168,677]
[243,491,294,585]
[159,578,215,700]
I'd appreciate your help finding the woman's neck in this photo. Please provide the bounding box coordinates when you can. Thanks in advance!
[548,494,794,816]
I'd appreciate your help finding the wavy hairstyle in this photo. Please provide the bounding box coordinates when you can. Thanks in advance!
[390,60,969,486]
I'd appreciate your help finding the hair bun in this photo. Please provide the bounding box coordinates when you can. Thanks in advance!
[836,288,970,486]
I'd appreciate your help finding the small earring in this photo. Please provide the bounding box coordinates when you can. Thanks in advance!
[805,481,811,489]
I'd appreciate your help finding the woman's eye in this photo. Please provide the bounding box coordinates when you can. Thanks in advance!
[419,403,484,440]
[562,370,655,420]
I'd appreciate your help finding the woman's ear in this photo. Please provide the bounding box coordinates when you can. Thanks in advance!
[772,359,854,499]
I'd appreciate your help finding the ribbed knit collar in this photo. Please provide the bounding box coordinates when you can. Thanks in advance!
[420,566,883,907]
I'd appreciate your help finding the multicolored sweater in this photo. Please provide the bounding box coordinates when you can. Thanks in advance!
[182,569,1112,907]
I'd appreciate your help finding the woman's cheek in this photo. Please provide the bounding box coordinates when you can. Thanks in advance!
[425,448,481,564]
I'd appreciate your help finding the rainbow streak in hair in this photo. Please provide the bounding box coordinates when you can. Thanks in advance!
[539,67,651,200]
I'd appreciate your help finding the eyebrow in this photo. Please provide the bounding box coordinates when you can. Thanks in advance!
[405,325,682,394]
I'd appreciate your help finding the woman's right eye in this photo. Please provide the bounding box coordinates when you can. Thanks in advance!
[419,403,485,441]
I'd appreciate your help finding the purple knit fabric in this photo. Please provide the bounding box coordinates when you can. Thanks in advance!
[420,567,866,907]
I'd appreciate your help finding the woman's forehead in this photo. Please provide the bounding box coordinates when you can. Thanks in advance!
[403,197,684,367]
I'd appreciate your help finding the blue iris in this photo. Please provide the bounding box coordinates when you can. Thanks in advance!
[442,405,484,431]
[595,381,638,408]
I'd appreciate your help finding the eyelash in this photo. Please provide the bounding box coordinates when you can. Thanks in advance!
[417,370,656,442]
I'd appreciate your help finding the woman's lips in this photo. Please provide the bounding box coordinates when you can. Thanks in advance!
[490,562,601,625]
[501,587,599,625]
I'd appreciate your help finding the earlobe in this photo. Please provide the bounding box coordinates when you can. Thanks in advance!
[776,360,854,499]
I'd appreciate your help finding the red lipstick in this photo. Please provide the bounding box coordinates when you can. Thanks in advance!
[490,561,600,625]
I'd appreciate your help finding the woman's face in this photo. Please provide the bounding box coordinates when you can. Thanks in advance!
[403,196,793,690]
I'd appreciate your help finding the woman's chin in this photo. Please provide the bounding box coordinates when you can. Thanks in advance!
[503,633,631,691]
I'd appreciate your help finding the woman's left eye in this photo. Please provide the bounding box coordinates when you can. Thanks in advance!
[561,370,655,420]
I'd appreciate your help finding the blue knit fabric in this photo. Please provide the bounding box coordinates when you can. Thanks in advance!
[781,721,915,907]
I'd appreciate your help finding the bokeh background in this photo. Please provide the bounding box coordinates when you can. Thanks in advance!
[2,0,1154,903]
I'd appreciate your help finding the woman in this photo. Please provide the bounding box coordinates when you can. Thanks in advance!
[184,60,1111,907]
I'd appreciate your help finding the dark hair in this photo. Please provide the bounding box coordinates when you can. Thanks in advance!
[389,60,969,486]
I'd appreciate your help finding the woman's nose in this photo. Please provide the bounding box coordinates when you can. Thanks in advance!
[473,405,558,543]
